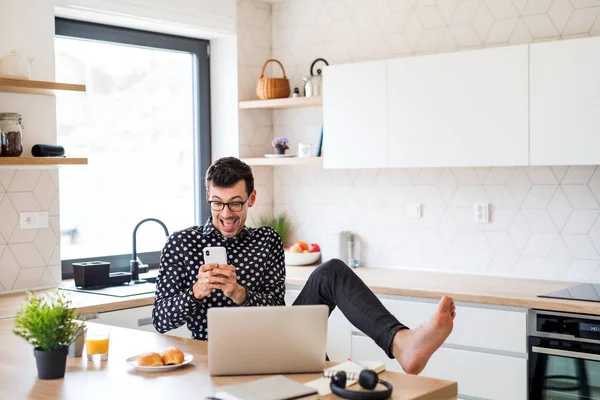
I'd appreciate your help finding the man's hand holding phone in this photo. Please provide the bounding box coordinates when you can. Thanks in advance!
[192,263,247,305]
[207,264,246,304]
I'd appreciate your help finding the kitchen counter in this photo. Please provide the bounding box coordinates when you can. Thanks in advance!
[286,266,600,315]
[1,266,599,319]
[0,319,457,400]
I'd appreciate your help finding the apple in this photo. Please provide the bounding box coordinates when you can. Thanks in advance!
[303,250,309,253]
[289,243,303,253]
[296,241,309,251]
[308,243,320,253]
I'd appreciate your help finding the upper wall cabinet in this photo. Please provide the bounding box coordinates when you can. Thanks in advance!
[323,60,387,169]
[387,45,529,168]
[530,36,600,166]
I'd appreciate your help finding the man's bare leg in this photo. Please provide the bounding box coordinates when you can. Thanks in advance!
[392,296,456,375]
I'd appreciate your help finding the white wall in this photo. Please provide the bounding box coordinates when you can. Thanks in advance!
[237,0,275,226]
[270,0,600,283]
[0,0,62,293]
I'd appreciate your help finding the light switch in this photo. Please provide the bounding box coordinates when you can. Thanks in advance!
[20,212,49,230]
[407,203,422,219]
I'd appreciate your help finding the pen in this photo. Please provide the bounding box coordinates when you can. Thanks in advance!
[347,357,368,369]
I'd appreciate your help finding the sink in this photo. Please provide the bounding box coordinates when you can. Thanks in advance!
[61,281,156,298]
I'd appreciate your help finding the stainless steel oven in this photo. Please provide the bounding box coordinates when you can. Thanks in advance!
[529,310,600,400]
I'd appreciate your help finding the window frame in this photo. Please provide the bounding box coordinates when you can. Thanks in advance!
[55,18,211,279]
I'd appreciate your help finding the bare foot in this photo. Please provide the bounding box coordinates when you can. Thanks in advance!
[392,296,456,375]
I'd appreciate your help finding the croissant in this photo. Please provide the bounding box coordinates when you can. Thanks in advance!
[137,352,164,367]
[162,347,185,365]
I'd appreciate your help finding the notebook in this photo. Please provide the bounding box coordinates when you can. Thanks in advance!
[213,375,318,400]
[305,360,386,396]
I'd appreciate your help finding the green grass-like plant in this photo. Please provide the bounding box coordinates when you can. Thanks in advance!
[258,213,294,247]
[13,290,84,351]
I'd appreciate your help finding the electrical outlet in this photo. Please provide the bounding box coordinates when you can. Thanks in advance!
[407,203,422,219]
[20,212,49,230]
[473,203,489,224]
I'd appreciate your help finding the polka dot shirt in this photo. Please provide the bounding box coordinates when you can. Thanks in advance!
[152,218,286,340]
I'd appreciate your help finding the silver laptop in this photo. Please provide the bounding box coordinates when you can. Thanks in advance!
[208,305,328,376]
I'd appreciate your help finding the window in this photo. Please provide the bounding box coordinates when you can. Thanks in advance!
[55,18,211,277]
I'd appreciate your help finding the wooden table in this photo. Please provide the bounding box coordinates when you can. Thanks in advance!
[0,319,457,400]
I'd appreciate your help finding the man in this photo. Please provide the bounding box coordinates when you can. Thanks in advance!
[153,157,456,375]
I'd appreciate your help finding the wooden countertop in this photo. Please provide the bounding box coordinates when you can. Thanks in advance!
[0,272,159,320]
[1,266,599,319]
[285,266,600,315]
[0,319,457,400]
[0,283,155,320]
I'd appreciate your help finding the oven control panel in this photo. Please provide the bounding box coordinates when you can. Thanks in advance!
[536,312,600,341]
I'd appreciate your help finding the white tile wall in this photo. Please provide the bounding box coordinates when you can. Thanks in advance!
[0,169,61,292]
[238,0,600,282]
[238,0,276,225]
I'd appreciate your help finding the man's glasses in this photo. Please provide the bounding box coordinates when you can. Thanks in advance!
[208,196,250,212]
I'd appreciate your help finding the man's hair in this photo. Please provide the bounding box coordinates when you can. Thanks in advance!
[205,157,255,195]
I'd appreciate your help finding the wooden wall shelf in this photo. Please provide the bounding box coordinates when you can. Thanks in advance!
[239,96,322,110]
[0,157,88,166]
[242,157,322,166]
[0,78,86,95]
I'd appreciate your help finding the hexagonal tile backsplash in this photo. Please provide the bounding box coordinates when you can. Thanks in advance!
[0,169,61,292]
[237,0,600,282]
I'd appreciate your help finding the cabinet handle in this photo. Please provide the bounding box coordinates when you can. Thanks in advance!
[138,317,153,327]
[532,346,600,361]
[79,313,99,321]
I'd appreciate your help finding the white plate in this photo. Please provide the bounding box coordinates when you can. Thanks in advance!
[126,353,194,372]
[264,154,296,158]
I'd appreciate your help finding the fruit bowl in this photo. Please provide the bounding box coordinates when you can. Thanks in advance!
[285,251,321,266]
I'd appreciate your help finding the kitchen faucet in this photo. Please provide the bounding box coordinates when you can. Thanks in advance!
[130,218,169,284]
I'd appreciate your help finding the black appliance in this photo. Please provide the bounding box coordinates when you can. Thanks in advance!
[73,261,133,289]
[31,144,65,157]
[528,309,600,399]
[73,261,111,289]
[539,284,600,303]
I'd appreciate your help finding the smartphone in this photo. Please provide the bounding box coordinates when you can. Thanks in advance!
[203,246,227,265]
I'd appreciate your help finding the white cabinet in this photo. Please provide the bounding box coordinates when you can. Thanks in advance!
[285,287,301,306]
[352,334,526,400]
[379,297,527,353]
[94,306,190,338]
[530,36,600,166]
[323,60,388,169]
[323,46,528,169]
[387,45,529,168]
[349,297,528,400]
[286,285,352,362]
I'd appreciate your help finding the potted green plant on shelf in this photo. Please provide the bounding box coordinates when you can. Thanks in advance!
[13,289,84,380]
[258,212,293,247]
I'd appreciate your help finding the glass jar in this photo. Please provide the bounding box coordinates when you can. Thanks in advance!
[0,113,23,157]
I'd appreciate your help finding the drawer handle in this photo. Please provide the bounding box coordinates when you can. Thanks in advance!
[79,313,99,321]
[138,317,153,327]
[532,346,600,362]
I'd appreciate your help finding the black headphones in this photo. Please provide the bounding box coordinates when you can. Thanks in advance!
[330,369,393,399]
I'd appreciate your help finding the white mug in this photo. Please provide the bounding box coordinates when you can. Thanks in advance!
[298,143,313,158]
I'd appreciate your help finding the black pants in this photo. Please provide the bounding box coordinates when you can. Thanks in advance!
[291,259,408,358]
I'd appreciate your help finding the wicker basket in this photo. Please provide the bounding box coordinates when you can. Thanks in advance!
[256,59,290,100]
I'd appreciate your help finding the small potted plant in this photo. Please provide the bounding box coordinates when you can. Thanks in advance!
[271,136,290,155]
[258,212,294,247]
[13,290,84,380]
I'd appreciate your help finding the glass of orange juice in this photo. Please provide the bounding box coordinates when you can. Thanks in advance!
[85,325,110,361]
